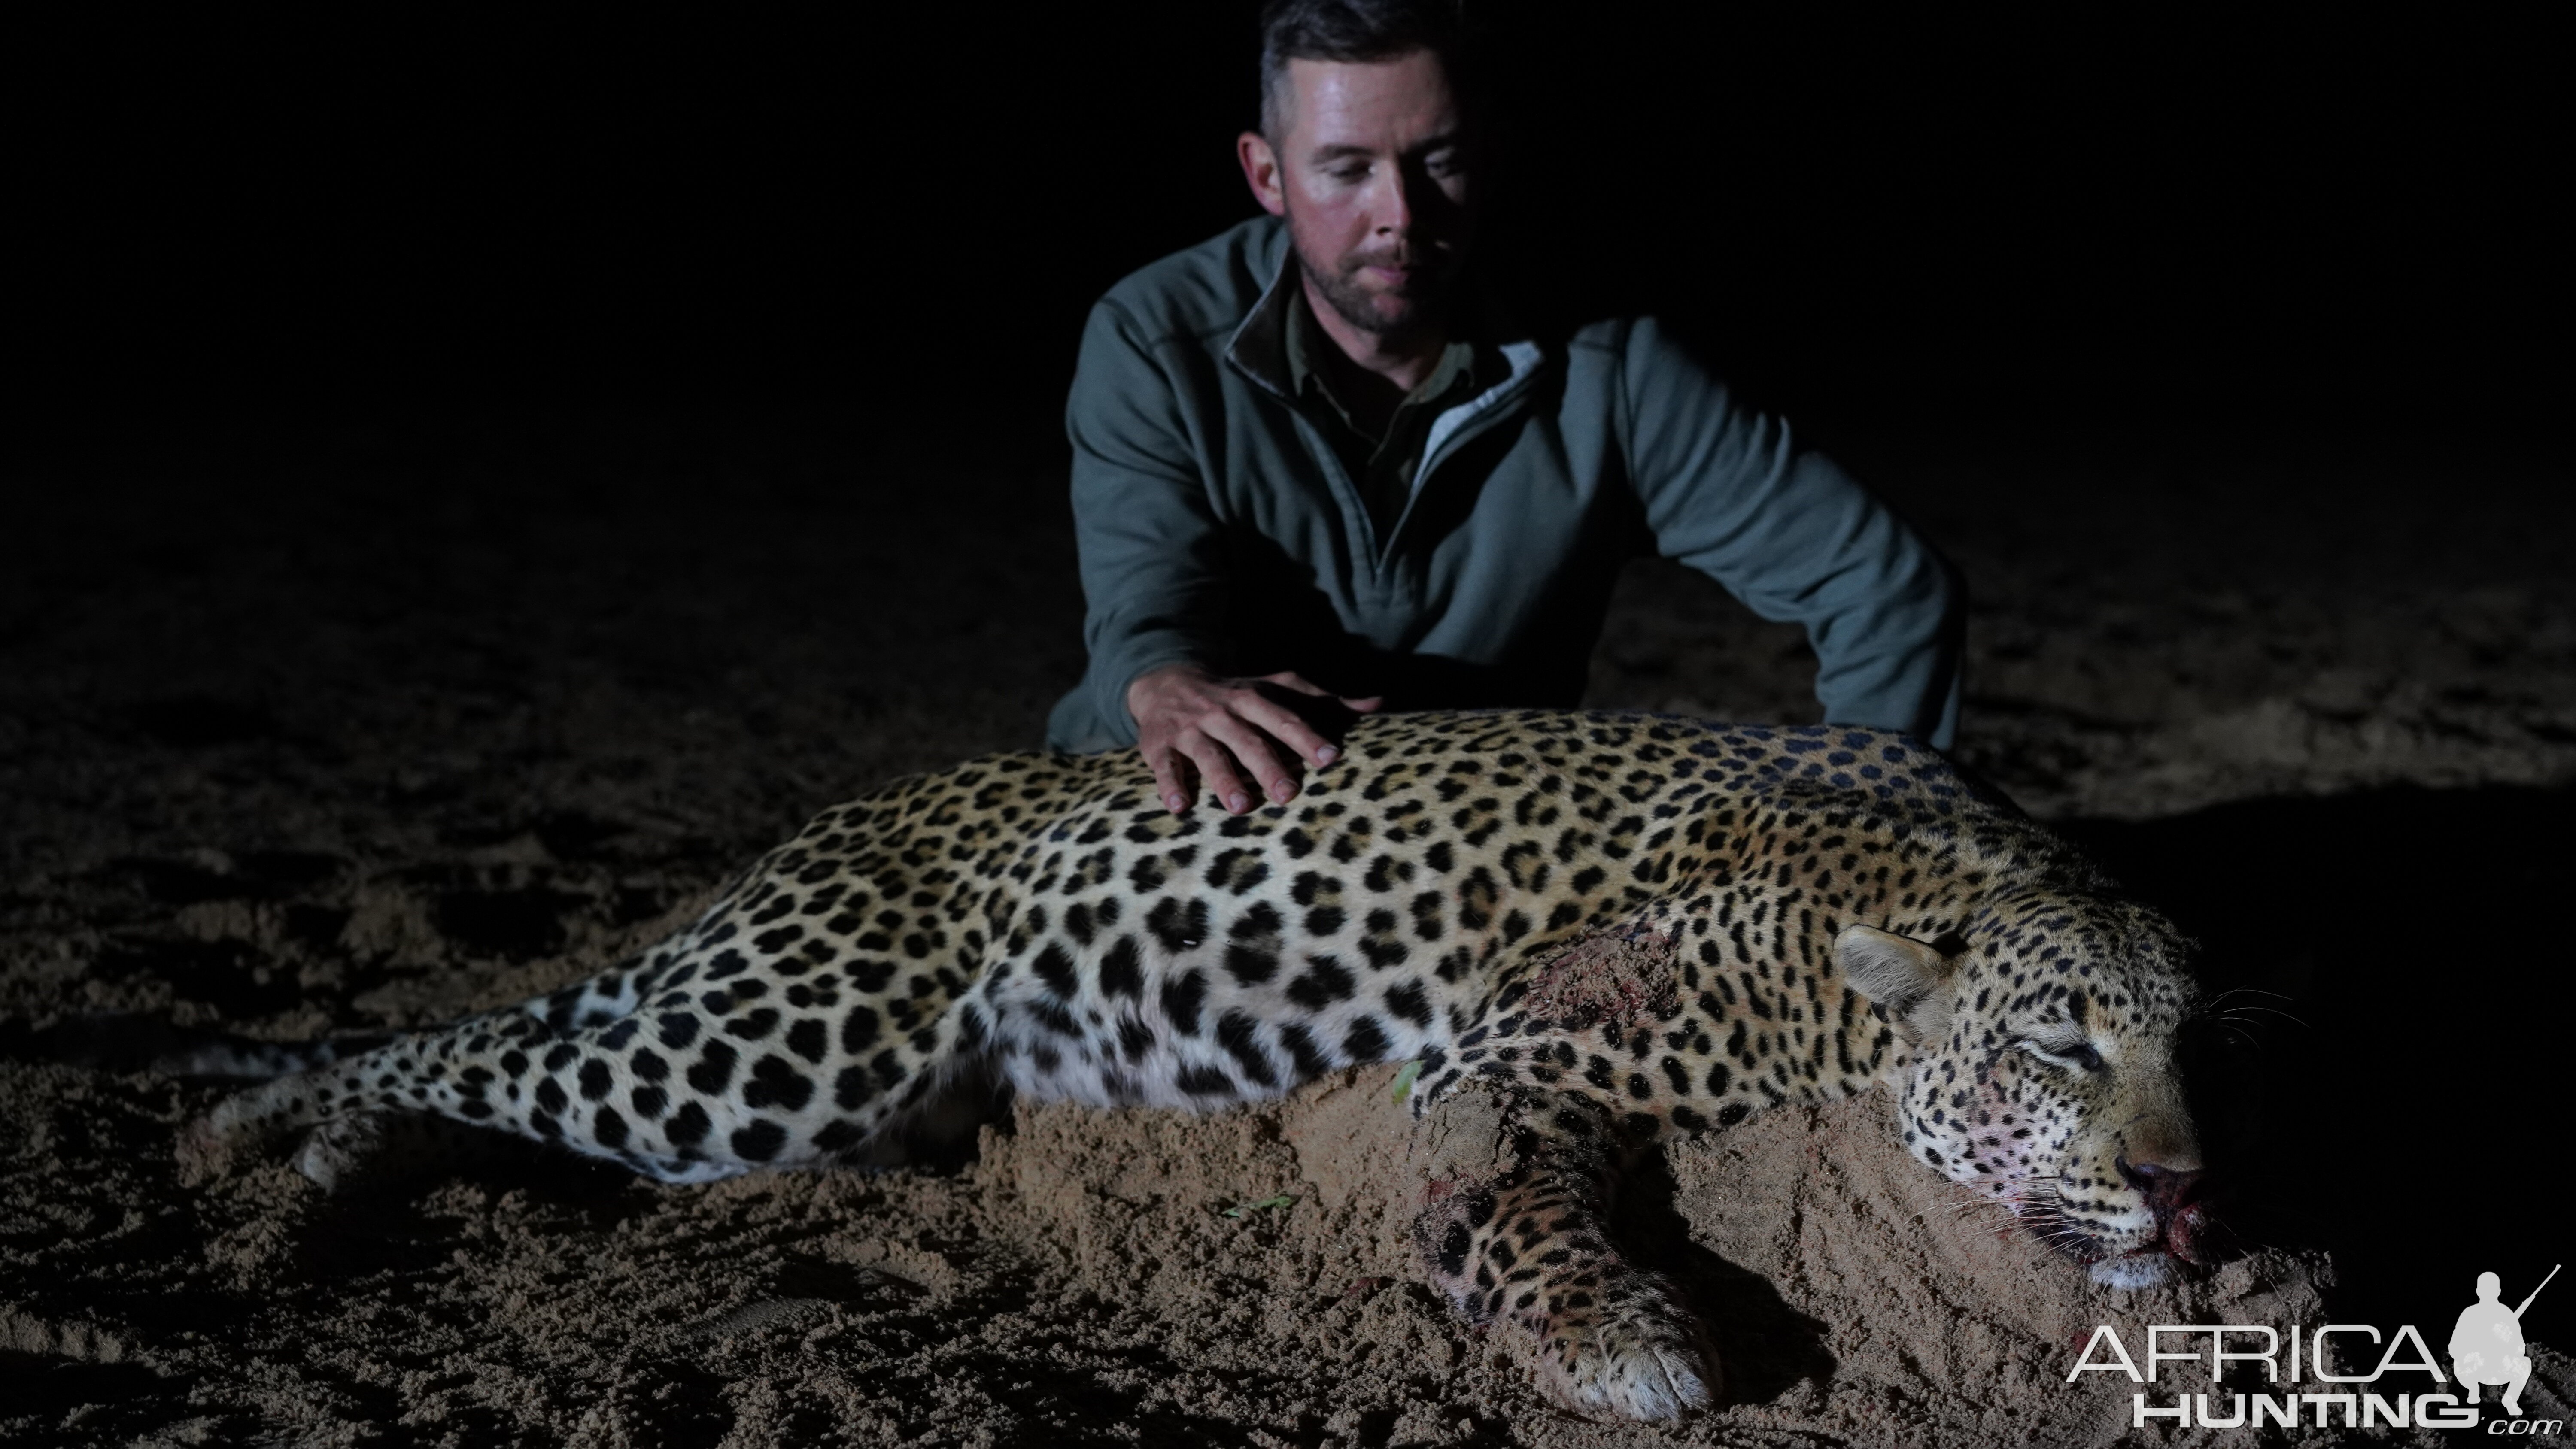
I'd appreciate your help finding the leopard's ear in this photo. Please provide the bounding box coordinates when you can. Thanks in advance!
[1836,925,1957,1045]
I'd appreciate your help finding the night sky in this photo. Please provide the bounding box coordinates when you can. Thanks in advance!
[12,6,2564,451]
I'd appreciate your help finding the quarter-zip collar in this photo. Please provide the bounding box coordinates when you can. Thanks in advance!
[1225,224,1544,418]
[1224,224,1552,561]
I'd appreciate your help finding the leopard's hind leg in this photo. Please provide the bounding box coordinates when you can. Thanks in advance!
[1413,1088,1716,1421]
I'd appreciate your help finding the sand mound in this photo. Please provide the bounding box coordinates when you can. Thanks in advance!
[969,1067,2379,1446]
[23,1051,2528,1446]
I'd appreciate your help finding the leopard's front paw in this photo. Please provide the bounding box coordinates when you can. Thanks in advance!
[1406,1091,1716,1423]
[1521,1273,1717,1422]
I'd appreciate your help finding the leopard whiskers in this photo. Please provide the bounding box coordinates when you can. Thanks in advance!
[2205,988,2308,1032]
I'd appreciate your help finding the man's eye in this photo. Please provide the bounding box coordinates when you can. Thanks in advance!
[1328,166,1371,183]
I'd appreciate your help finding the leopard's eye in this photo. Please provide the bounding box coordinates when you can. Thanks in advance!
[2016,1038,2105,1073]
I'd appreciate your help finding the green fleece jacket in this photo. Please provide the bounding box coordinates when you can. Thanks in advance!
[1047,217,1964,753]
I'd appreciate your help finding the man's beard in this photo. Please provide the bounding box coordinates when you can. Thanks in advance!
[1296,239,1454,342]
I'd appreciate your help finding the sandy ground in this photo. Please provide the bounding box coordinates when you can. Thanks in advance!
[5,417,2573,1446]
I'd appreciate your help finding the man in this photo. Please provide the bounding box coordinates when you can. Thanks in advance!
[1049,0,1964,816]
[2451,1271,2536,1416]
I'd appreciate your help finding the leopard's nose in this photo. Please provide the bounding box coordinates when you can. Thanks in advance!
[2117,1154,2202,1199]
[2118,1156,2221,1264]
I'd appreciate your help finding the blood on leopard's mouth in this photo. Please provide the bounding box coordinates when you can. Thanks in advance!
[1985,1168,2229,1280]
[2026,1196,2225,1287]
[2159,1198,2227,1267]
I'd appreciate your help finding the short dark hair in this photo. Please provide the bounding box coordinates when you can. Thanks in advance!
[1257,0,1478,139]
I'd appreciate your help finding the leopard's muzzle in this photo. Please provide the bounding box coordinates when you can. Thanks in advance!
[2118,1156,2225,1267]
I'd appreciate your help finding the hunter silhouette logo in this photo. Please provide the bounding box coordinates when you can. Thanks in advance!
[2455,1264,2558,1417]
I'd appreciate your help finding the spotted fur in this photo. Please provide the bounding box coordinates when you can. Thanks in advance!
[184,710,2211,1421]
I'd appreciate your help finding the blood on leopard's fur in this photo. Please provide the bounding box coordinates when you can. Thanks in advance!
[183,710,2214,1422]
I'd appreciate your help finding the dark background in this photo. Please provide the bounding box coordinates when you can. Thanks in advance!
[4,0,2569,1397]
[8,5,2565,452]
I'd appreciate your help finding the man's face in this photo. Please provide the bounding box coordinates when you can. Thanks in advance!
[1239,49,1476,341]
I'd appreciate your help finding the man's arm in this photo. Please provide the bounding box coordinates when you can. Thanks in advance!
[1063,300,1371,810]
[1063,298,1228,737]
[1613,318,1965,747]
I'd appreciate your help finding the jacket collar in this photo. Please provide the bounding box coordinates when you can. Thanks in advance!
[1224,225,1546,419]
[1224,236,1303,400]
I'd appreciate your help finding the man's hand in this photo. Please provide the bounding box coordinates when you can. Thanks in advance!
[1127,664,1382,815]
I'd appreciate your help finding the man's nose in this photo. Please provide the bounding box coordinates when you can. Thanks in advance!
[1373,168,1412,236]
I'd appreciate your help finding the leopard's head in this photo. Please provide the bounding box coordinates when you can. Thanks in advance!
[1838,889,2217,1288]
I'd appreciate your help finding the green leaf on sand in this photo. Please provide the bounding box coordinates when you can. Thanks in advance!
[1221,1194,1298,1219]
[1391,1059,1422,1103]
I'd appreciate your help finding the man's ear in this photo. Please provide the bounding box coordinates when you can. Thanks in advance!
[1238,130,1288,216]
[1836,925,1958,1045]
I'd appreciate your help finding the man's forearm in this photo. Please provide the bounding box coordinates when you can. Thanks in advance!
[1060,294,1235,751]
[1804,540,1967,748]
[1613,317,1967,748]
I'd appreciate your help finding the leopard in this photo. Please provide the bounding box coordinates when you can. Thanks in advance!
[181,709,2219,1423]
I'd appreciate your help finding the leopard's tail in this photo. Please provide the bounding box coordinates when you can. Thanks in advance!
[170,939,697,1176]
[174,1011,590,1189]
[179,933,1003,1190]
